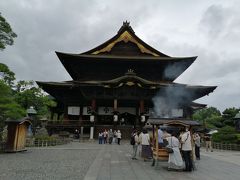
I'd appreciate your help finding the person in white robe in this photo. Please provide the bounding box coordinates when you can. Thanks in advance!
[166,132,184,170]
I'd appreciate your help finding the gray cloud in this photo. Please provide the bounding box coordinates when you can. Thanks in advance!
[0,0,239,112]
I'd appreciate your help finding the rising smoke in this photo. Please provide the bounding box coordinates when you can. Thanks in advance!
[152,85,195,118]
[163,62,187,80]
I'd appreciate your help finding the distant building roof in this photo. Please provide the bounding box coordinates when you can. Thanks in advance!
[234,112,240,119]
[5,117,32,125]
[147,118,200,127]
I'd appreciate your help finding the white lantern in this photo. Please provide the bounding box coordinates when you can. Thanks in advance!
[121,118,125,123]
[113,115,118,122]
[141,115,145,123]
[90,115,95,122]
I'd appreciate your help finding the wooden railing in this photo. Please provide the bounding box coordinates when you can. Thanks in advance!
[212,142,240,151]
[26,138,70,147]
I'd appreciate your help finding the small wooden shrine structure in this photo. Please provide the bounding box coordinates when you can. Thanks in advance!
[147,118,200,162]
[5,117,32,152]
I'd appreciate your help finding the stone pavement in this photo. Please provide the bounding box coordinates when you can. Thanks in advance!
[1,141,240,180]
[84,141,240,180]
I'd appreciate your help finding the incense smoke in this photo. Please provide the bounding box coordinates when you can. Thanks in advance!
[152,85,195,118]
[164,62,187,80]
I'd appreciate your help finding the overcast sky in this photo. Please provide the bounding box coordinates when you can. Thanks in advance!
[1,0,240,112]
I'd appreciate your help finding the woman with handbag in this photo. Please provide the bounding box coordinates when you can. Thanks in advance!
[166,132,184,171]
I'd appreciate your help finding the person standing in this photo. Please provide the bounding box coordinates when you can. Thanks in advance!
[103,129,108,144]
[205,134,213,152]
[181,127,193,172]
[108,129,113,144]
[140,129,152,161]
[98,132,103,144]
[131,130,139,160]
[117,130,121,145]
[113,130,117,144]
[193,132,201,160]
[166,132,184,170]
[158,127,164,148]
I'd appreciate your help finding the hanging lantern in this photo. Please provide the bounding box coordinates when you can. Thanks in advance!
[121,118,125,123]
[141,115,145,123]
[90,115,95,122]
[113,115,118,122]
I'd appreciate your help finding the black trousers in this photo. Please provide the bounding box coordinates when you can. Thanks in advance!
[195,145,200,159]
[182,150,193,171]
[109,137,113,144]
[117,138,121,145]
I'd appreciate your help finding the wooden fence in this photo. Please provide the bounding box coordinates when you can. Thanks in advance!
[26,138,70,147]
[212,142,240,151]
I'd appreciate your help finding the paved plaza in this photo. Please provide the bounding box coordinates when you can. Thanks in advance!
[1,141,240,180]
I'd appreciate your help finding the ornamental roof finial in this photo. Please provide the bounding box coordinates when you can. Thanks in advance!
[118,20,135,34]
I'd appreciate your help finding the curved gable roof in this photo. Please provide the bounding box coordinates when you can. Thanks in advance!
[82,21,169,57]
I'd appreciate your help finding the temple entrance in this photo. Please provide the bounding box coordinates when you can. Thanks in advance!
[96,113,137,126]
[119,112,136,126]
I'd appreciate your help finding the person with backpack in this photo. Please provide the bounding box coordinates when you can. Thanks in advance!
[131,130,139,160]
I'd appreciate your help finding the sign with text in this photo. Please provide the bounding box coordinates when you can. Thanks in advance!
[98,107,113,115]
[83,106,92,115]
[68,106,80,115]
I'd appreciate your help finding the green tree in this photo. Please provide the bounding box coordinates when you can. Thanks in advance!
[14,80,56,117]
[212,126,238,143]
[192,107,222,128]
[0,80,26,130]
[0,13,17,50]
[222,107,240,127]
[0,63,15,87]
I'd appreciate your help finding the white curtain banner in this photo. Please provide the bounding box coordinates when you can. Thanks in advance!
[68,106,80,115]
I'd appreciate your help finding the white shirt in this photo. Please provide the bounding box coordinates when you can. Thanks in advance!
[140,133,150,145]
[181,131,192,151]
[166,136,180,148]
[117,132,121,138]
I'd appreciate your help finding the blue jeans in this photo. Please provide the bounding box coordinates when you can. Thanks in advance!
[99,137,103,144]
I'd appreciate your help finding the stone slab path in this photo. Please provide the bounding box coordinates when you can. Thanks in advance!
[1,141,240,180]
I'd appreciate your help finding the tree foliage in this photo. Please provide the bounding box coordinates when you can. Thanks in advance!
[0,80,25,128]
[222,107,240,127]
[0,64,56,135]
[14,80,56,117]
[0,63,15,87]
[192,107,222,128]
[212,126,238,143]
[0,13,17,50]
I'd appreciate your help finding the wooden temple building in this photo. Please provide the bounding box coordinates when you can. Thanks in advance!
[37,21,216,139]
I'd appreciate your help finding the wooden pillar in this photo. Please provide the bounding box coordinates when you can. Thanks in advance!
[91,99,96,111]
[57,113,60,120]
[90,99,96,140]
[140,100,144,114]
[138,100,145,127]
[50,111,54,120]
[155,125,159,161]
[63,104,68,122]
[79,106,83,126]
[113,99,118,111]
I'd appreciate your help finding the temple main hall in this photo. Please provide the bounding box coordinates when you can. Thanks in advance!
[37,22,216,138]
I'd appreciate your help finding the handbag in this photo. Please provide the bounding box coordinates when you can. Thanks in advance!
[166,147,173,153]
[166,137,174,153]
